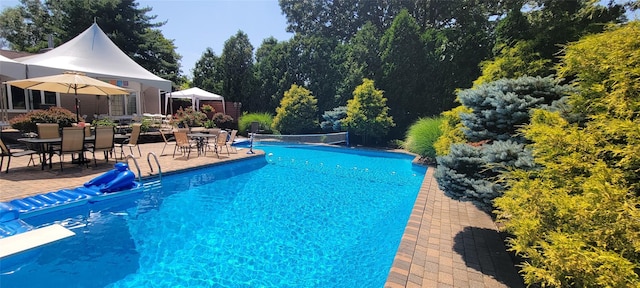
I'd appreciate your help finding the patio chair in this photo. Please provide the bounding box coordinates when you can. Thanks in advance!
[37,123,60,165]
[227,129,238,153]
[87,126,115,166]
[115,123,142,159]
[159,129,176,156]
[0,137,38,173]
[207,130,229,158]
[52,127,86,171]
[173,129,196,159]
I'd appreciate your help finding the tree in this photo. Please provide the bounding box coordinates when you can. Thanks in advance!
[272,84,319,134]
[379,9,428,137]
[336,22,382,107]
[192,47,223,93]
[475,0,626,84]
[254,37,297,113]
[0,0,51,52]
[342,78,394,145]
[220,31,255,109]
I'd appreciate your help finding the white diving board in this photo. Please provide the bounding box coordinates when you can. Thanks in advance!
[0,224,75,259]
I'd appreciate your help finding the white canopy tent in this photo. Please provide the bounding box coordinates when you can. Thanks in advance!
[165,87,225,114]
[0,55,26,80]
[19,23,171,92]
[0,55,26,124]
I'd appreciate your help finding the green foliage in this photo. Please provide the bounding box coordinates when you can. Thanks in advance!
[320,106,347,132]
[200,104,215,113]
[10,107,78,133]
[212,112,234,130]
[238,112,273,134]
[91,118,116,127]
[272,84,319,134]
[433,105,471,156]
[402,117,444,162]
[171,107,207,128]
[495,22,640,287]
[458,76,571,142]
[220,31,255,108]
[379,9,428,135]
[435,76,569,208]
[193,48,223,93]
[474,41,552,86]
[342,78,394,144]
[436,140,534,209]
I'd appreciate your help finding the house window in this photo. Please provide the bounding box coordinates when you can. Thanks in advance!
[32,90,58,109]
[9,85,27,110]
[126,92,137,115]
[110,95,125,116]
[6,85,59,111]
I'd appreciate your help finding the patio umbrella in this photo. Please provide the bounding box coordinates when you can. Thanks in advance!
[5,71,130,121]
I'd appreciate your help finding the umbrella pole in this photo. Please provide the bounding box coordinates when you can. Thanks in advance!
[75,93,79,122]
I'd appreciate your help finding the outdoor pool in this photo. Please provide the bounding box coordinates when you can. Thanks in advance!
[1,145,426,287]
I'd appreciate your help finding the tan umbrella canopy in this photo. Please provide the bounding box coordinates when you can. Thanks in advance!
[5,71,130,121]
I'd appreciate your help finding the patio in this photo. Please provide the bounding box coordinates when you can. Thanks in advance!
[0,141,523,287]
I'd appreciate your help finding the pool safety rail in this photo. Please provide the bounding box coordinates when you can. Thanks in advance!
[0,162,148,241]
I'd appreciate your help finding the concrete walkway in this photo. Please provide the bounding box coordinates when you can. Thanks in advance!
[0,142,524,287]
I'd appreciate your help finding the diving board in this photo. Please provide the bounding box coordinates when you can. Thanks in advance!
[0,224,75,258]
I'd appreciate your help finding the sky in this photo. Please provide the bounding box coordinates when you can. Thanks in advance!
[1,0,294,77]
[137,0,293,76]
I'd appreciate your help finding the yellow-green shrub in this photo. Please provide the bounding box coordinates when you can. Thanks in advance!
[495,22,640,287]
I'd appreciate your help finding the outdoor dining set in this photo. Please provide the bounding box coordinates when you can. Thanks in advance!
[161,128,237,160]
[0,124,238,173]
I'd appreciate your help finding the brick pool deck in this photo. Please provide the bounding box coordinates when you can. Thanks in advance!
[0,141,524,287]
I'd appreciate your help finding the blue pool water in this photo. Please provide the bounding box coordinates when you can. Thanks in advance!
[1,145,426,288]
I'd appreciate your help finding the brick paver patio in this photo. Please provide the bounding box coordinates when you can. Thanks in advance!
[0,141,524,287]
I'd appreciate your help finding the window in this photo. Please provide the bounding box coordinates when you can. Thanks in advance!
[110,95,125,116]
[6,85,59,111]
[9,85,26,110]
[32,90,58,109]
[126,92,137,115]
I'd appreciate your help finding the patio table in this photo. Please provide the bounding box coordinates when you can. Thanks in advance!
[187,133,218,156]
[18,135,128,170]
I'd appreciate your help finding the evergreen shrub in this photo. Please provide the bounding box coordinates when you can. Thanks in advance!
[320,106,347,132]
[272,84,319,134]
[494,22,640,287]
[435,76,569,209]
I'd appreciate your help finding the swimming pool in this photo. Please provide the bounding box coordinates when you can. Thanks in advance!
[1,145,426,287]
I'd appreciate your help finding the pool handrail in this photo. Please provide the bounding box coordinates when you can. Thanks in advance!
[146,152,162,179]
[123,154,142,183]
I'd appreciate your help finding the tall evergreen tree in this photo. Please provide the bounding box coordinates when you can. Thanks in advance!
[220,31,256,109]
[192,47,223,93]
[379,9,428,137]
[254,37,296,113]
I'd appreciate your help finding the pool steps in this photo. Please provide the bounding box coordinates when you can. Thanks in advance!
[0,163,145,241]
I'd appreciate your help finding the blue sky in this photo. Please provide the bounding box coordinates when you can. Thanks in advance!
[1,0,293,77]
[138,0,293,76]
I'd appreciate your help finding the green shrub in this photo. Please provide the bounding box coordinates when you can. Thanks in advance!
[342,78,394,145]
[495,22,640,287]
[10,107,78,133]
[402,117,443,163]
[238,112,273,134]
[91,118,116,127]
[272,84,319,134]
[171,107,207,128]
[212,112,234,129]
[435,76,568,209]
[320,106,347,132]
[433,105,471,156]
